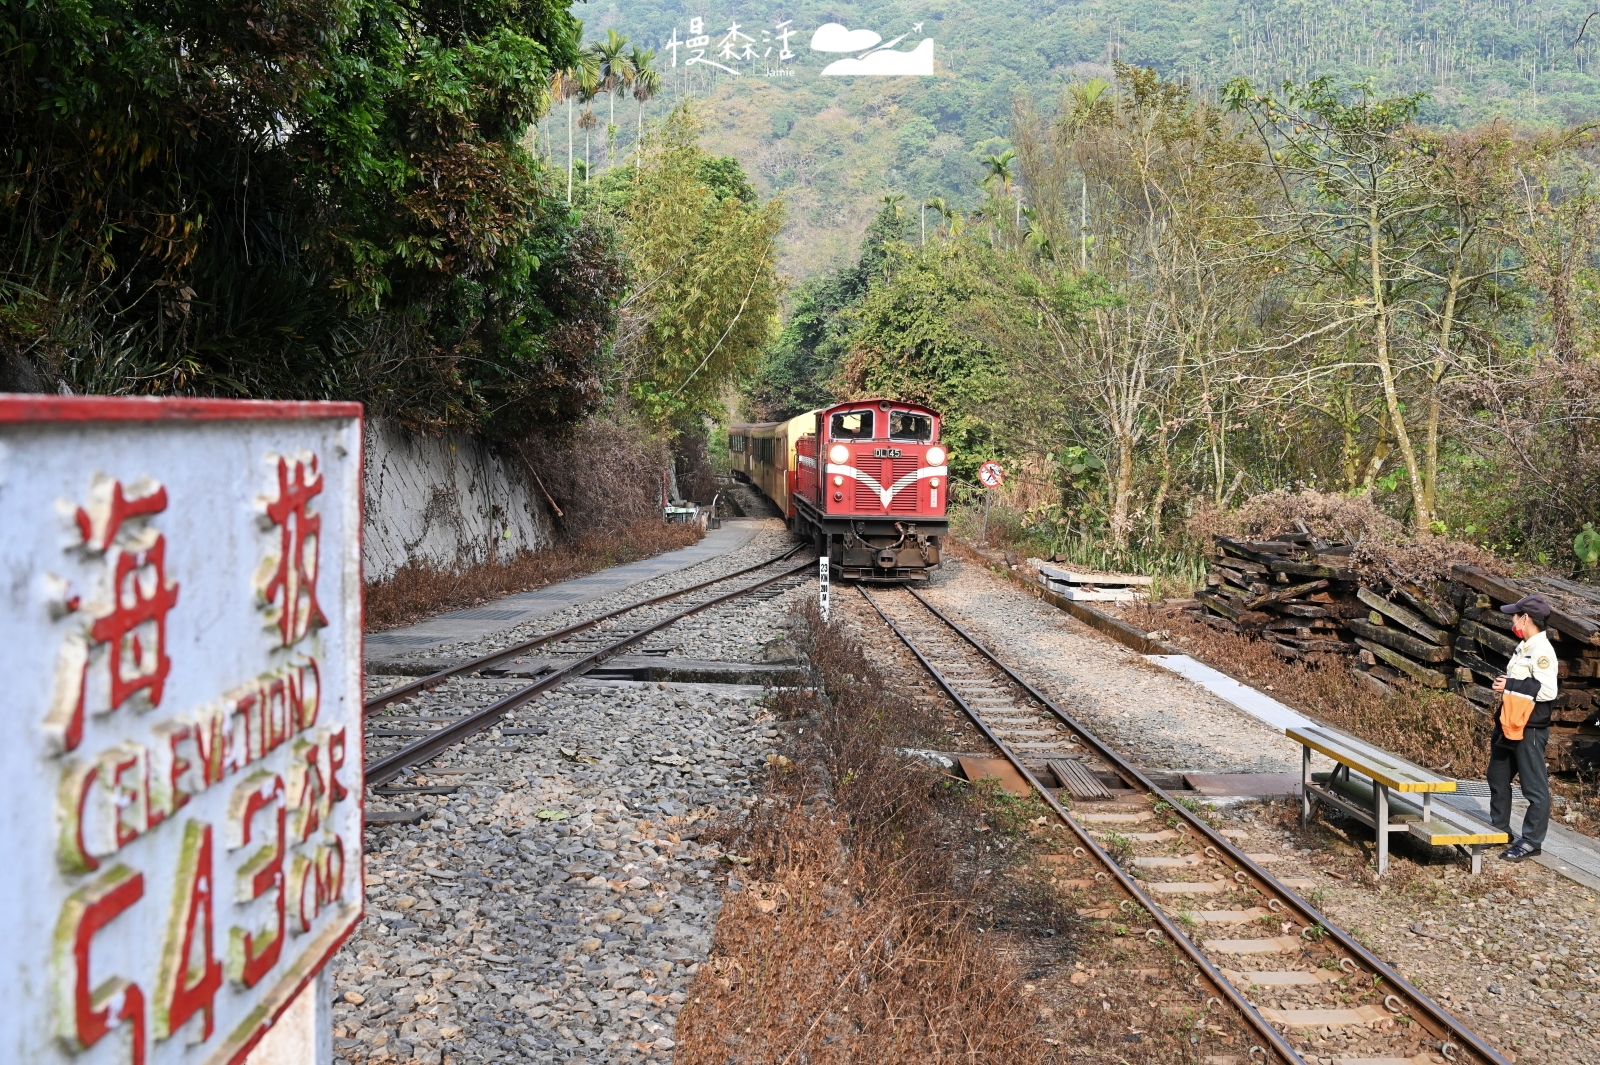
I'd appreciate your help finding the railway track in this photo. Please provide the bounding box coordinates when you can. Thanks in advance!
[859,584,1509,1065]
[361,547,813,788]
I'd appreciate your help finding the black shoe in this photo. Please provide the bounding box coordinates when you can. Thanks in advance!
[1499,840,1542,862]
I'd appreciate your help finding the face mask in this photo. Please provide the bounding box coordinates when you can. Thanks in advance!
[1513,617,1529,640]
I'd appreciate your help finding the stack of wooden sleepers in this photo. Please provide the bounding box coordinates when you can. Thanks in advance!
[1194,530,1600,770]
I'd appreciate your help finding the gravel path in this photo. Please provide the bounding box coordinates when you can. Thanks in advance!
[919,555,1303,773]
[335,524,808,1065]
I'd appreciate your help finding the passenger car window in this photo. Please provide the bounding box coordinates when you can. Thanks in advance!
[830,410,874,440]
[889,411,933,442]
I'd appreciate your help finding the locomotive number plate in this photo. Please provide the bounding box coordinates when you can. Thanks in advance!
[873,447,903,458]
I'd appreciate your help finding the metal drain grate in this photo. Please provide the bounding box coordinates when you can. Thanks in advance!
[441,608,530,621]
[1047,758,1111,800]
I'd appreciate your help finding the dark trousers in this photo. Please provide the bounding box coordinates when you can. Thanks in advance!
[1489,726,1551,847]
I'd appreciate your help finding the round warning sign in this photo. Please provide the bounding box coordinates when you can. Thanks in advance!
[978,461,1005,488]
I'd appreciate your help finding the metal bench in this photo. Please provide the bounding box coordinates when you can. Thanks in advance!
[1290,724,1508,874]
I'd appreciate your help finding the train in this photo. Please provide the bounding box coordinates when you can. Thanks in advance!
[729,399,948,581]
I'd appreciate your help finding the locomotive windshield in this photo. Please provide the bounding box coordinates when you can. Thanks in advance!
[889,411,933,442]
[830,410,874,439]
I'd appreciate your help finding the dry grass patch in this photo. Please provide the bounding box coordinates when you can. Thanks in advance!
[676,603,1053,1064]
[363,523,702,632]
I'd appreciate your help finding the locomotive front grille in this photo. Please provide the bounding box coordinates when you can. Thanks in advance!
[854,448,882,511]
[889,455,919,512]
[846,449,929,513]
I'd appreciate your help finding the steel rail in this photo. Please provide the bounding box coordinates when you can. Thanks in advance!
[364,543,806,713]
[903,586,1508,1065]
[364,557,813,787]
[857,587,1301,1065]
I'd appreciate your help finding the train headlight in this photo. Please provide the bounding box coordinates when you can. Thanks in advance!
[926,446,946,466]
[930,477,940,487]
[828,444,850,464]
[833,475,844,486]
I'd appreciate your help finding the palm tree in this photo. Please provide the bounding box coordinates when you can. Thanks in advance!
[924,196,953,236]
[551,53,598,204]
[881,192,905,220]
[628,46,660,168]
[1067,77,1115,129]
[980,149,1016,194]
[550,67,578,204]
[577,66,601,182]
[595,30,629,167]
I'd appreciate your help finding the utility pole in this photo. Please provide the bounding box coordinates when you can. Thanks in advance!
[921,201,926,245]
[567,95,574,206]
[1080,177,1089,271]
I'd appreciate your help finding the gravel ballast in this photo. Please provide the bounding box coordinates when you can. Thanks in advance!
[919,554,1303,773]
[337,521,807,1064]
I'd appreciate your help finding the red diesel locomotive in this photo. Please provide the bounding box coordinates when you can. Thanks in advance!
[729,399,948,581]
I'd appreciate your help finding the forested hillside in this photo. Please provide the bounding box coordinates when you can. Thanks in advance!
[581,0,1600,277]
[2,0,779,448]
[741,64,1600,576]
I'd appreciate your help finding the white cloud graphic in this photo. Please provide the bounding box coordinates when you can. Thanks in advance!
[810,23,882,52]
[821,38,934,76]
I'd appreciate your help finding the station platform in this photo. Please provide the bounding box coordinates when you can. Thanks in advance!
[1148,653,1600,891]
[363,519,767,659]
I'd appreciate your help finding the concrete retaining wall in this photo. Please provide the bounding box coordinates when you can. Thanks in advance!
[362,418,553,583]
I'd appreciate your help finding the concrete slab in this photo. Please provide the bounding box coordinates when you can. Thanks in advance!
[1145,654,1316,731]
[363,520,767,657]
[1439,790,1600,891]
[1184,772,1302,799]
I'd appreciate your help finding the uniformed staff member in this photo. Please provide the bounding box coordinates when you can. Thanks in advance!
[1490,594,1560,862]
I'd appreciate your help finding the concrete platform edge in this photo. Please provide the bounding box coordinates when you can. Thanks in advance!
[364,520,767,657]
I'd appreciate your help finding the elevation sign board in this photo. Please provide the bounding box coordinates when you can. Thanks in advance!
[0,396,366,1065]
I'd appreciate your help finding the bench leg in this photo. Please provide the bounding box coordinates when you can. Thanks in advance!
[1301,744,1312,829]
[1375,784,1390,876]
[1470,844,1483,875]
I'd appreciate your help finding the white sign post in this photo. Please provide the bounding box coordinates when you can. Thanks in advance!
[977,461,1005,544]
[818,552,830,623]
[0,395,365,1065]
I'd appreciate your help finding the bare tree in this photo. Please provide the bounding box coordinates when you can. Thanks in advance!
[1001,66,1270,549]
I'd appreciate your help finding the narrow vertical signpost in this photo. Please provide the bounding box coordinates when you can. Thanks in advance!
[978,460,1005,543]
[0,395,364,1065]
[818,551,831,623]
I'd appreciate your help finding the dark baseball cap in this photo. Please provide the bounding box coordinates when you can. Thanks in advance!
[1500,594,1553,623]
